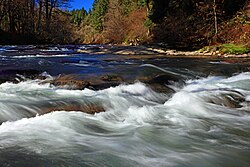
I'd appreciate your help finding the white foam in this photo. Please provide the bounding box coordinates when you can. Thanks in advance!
[0,72,249,125]
[0,111,84,152]
[101,82,166,102]
[0,72,250,166]
[12,54,70,58]
[222,72,250,83]
[41,47,69,52]
[246,95,250,101]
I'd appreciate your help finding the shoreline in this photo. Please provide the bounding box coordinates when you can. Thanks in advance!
[77,45,250,59]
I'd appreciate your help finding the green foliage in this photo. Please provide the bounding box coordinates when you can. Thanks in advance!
[219,44,250,54]
[137,0,148,7]
[1,0,248,46]
[144,18,154,28]
[121,0,134,14]
[90,0,109,31]
[199,44,250,54]
[118,0,147,15]
[70,8,87,26]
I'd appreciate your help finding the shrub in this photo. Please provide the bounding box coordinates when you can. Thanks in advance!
[219,43,250,54]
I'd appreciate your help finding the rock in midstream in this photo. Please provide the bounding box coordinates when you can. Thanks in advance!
[47,74,124,90]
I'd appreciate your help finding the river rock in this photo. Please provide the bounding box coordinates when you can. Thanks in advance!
[137,74,178,93]
[88,74,124,90]
[209,92,245,108]
[100,75,124,82]
[148,74,182,84]
[42,103,105,115]
[0,69,42,83]
[49,75,90,90]
[48,74,124,90]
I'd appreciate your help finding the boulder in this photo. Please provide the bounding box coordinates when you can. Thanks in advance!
[42,103,105,115]
[137,74,178,93]
[48,74,125,90]
[49,75,90,90]
[208,92,245,108]
[100,75,124,82]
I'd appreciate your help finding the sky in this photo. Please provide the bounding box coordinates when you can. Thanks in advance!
[70,0,94,10]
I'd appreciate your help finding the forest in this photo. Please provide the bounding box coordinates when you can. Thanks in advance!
[0,0,249,50]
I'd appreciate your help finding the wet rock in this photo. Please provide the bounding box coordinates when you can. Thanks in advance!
[89,82,122,90]
[49,75,90,90]
[137,74,179,93]
[3,69,41,76]
[42,103,105,115]
[209,93,245,108]
[0,79,7,84]
[77,45,165,55]
[48,74,125,90]
[148,74,182,84]
[87,75,124,90]
[47,72,179,93]
[35,75,48,80]
[100,75,124,82]
[0,69,42,83]
[147,83,174,94]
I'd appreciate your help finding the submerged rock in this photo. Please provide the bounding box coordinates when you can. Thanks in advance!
[208,92,245,108]
[0,69,42,83]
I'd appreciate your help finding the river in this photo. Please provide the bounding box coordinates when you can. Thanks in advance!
[0,45,250,167]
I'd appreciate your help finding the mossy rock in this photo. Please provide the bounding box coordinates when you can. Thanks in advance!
[199,44,250,55]
[219,44,250,54]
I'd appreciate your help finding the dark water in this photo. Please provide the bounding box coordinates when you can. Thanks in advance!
[0,45,250,167]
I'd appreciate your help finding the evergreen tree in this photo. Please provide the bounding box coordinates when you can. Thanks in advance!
[90,0,109,31]
[70,8,87,26]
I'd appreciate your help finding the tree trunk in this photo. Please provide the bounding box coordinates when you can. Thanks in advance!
[45,0,49,31]
[29,0,35,34]
[8,0,15,33]
[213,0,218,39]
[37,0,43,32]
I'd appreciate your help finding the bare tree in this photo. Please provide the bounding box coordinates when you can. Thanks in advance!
[213,0,218,37]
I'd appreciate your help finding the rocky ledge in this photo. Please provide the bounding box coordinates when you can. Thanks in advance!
[45,74,124,90]
[44,73,178,94]
[77,45,250,58]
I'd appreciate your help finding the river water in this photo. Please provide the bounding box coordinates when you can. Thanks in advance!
[0,45,250,167]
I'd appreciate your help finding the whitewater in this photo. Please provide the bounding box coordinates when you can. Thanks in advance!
[0,45,250,167]
[0,73,249,166]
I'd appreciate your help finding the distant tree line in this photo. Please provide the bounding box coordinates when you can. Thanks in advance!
[0,0,249,47]
[147,0,248,48]
[0,0,76,44]
[72,0,249,48]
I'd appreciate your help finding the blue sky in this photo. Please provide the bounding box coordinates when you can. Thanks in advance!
[70,0,94,10]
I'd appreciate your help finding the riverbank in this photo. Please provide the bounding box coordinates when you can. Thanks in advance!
[77,45,250,58]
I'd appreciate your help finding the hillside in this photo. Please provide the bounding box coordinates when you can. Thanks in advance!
[0,0,249,53]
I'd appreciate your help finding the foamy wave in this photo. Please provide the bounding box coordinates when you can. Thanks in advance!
[12,54,70,58]
[41,47,69,52]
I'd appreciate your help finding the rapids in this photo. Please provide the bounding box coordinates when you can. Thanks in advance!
[0,45,250,167]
